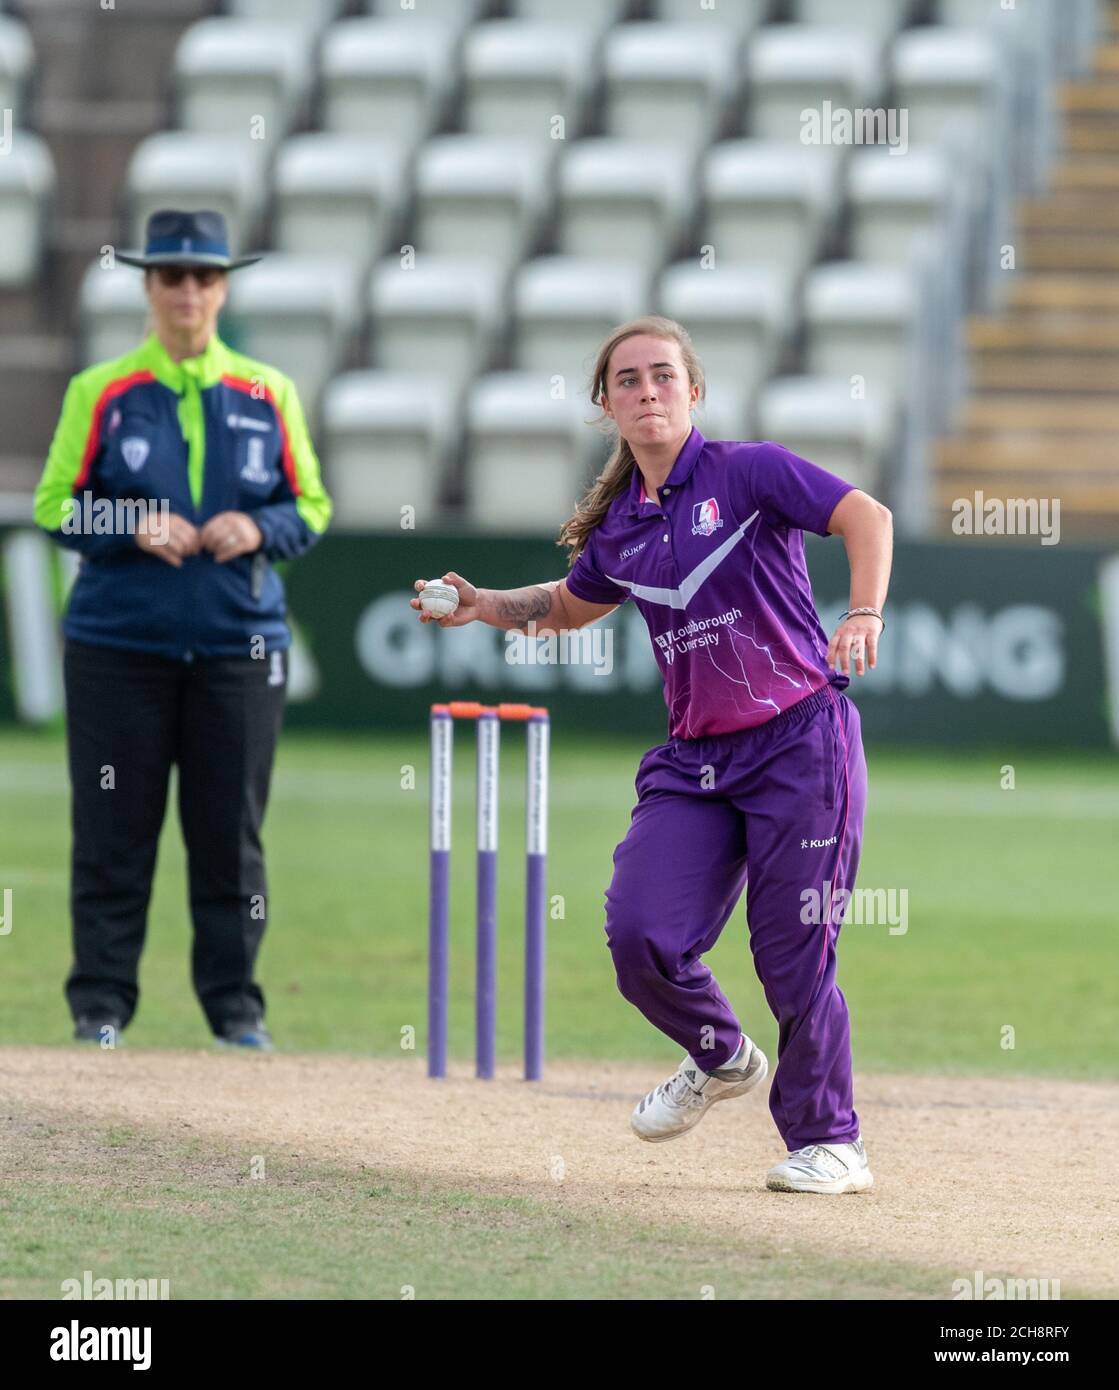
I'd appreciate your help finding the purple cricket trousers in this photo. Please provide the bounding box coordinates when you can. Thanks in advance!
[604,684,867,1151]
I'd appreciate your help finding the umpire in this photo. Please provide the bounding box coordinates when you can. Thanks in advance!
[33,209,333,1049]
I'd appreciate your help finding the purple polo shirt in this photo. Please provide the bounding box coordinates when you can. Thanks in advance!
[565,428,855,739]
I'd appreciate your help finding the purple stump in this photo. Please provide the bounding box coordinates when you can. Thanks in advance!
[428,708,453,1078]
[524,712,550,1080]
[475,710,499,1079]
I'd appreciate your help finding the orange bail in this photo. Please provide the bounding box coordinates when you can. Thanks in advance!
[438,701,550,720]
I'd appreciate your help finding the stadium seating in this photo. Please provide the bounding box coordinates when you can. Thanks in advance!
[0,14,32,128]
[802,261,919,415]
[691,385,756,444]
[747,26,885,142]
[173,20,312,139]
[320,18,459,145]
[273,134,411,273]
[363,0,491,40]
[9,0,1101,537]
[413,136,556,271]
[125,134,269,253]
[225,255,363,418]
[461,21,598,141]
[464,373,603,531]
[892,27,1010,307]
[228,0,346,35]
[602,23,741,150]
[367,256,508,395]
[656,262,796,411]
[555,138,695,269]
[508,0,630,34]
[512,256,652,387]
[78,262,148,366]
[0,133,54,290]
[847,145,963,266]
[791,0,917,41]
[651,0,774,34]
[321,371,456,527]
[892,27,1005,151]
[702,140,843,279]
[756,375,893,493]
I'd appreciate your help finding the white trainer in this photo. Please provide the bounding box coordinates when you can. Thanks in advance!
[631,1034,768,1143]
[766,1138,873,1194]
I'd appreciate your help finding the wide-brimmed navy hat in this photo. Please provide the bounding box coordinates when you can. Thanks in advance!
[116,208,262,270]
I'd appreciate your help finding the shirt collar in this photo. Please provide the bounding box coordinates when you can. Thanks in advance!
[625,425,706,516]
[141,332,232,394]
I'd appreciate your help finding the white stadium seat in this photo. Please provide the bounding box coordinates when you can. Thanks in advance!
[461,21,598,142]
[934,0,1059,192]
[656,262,796,408]
[322,371,457,528]
[173,20,311,140]
[363,0,490,41]
[413,136,556,272]
[228,0,346,34]
[802,262,918,411]
[702,140,843,279]
[747,26,885,142]
[507,0,630,35]
[125,134,268,254]
[0,132,53,289]
[0,15,33,128]
[651,0,774,35]
[891,27,1005,151]
[892,26,1010,305]
[321,19,459,145]
[464,373,603,531]
[78,262,147,367]
[225,255,363,419]
[756,375,893,494]
[790,0,917,41]
[512,256,653,388]
[691,385,756,444]
[603,23,741,150]
[367,256,508,394]
[274,134,411,273]
[555,139,695,271]
[847,145,963,266]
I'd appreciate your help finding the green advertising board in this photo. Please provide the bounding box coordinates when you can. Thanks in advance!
[2,525,1118,748]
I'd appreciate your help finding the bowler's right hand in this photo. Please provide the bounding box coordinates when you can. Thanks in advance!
[410,572,480,627]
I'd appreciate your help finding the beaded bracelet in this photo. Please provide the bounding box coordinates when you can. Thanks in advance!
[839,607,886,633]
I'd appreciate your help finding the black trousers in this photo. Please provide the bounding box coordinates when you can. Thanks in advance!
[63,638,287,1035]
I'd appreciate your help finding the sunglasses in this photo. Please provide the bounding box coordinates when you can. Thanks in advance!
[153,265,225,288]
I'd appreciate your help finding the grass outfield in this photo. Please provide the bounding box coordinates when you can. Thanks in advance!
[1,727,1116,1078]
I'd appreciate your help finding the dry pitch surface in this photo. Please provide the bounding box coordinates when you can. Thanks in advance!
[3,1047,1116,1298]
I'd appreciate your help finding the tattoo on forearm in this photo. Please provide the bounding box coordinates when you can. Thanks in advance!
[494,586,553,624]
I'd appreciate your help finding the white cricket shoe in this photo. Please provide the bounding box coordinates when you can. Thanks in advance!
[766,1139,873,1194]
[631,1034,768,1143]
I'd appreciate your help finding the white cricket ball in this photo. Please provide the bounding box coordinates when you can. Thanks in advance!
[419,579,459,619]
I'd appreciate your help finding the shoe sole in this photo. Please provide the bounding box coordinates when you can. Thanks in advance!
[631,1047,769,1144]
[766,1168,874,1195]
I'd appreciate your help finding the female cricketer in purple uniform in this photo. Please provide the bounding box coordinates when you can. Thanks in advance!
[412,316,893,1195]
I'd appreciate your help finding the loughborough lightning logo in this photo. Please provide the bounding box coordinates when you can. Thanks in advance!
[691,496,724,537]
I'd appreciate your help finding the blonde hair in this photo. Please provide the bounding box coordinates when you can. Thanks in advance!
[557,315,705,567]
